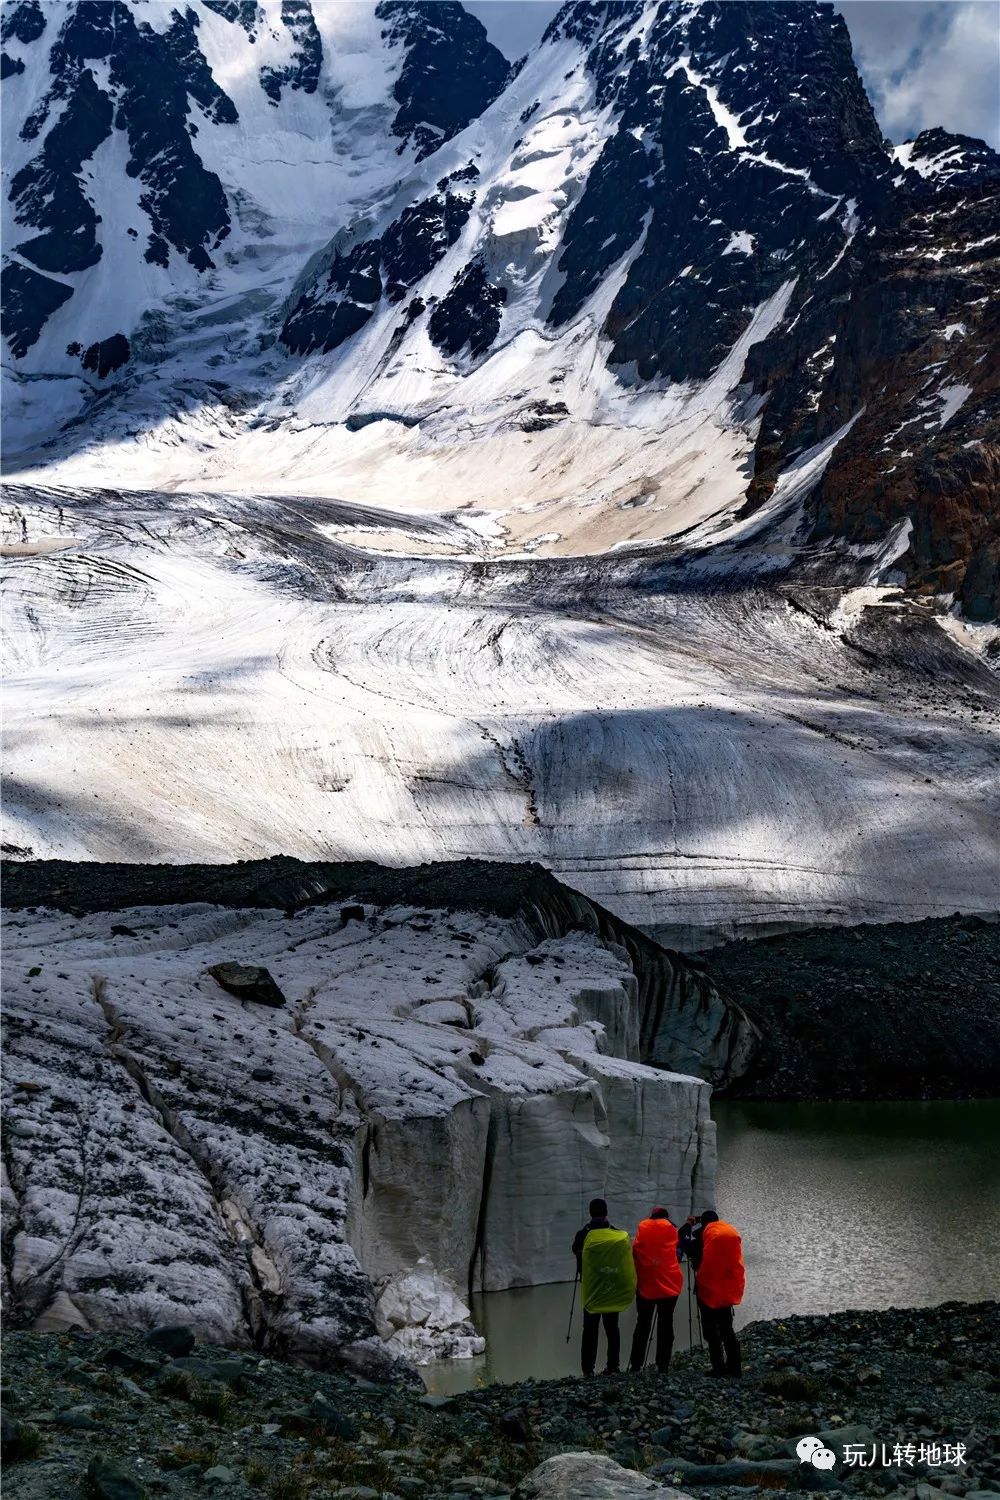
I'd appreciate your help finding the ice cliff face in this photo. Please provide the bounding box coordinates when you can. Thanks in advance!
[2,867,723,1366]
[3,1,997,610]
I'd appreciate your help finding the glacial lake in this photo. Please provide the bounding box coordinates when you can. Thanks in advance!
[423,1100,1000,1393]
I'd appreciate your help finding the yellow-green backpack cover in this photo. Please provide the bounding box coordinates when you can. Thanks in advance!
[581,1227,637,1313]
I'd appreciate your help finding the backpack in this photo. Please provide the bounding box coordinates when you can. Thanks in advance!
[696,1220,746,1309]
[633,1217,683,1300]
[581,1228,637,1313]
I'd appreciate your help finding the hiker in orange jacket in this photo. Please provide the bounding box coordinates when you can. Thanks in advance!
[690,1209,745,1377]
[628,1207,683,1372]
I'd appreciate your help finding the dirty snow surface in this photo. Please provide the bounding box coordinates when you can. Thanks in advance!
[2,898,714,1367]
[4,484,999,945]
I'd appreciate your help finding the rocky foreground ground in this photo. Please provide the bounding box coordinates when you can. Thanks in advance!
[3,1302,998,1500]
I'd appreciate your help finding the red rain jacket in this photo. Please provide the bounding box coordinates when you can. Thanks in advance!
[696,1219,745,1309]
[632,1217,683,1300]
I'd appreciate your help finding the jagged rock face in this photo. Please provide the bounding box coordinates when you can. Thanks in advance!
[547,0,888,380]
[276,0,890,380]
[375,1,510,161]
[811,141,1000,619]
[2,4,997,593]
[742,125,1000,618]
[282,184,478,355]
[2,884,720,1365]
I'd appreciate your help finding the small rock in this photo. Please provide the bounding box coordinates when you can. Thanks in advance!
[58,1405,103,1430]
[310,1391,358,1439]
[513,1452,662,1497]
[341,904,366,925]
[169,1356,244,1387]
[146,1324,196,1357]
[86,1455,149,1500]
[203,1466,239,1486]
[499,1407,530,1442]
[101,1347,161,1376]
[736,1432,775,1460]
[251,1066,274,1082]
[207,962,286,1007]
[419,1394,457,1410]
[117,1376,149,1400]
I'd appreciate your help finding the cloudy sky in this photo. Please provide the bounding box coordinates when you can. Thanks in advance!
[465,1,1000,148]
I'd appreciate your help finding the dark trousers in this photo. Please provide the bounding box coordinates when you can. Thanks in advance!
[581,1310,620,1375]
[698,1301,741,1375]
[629,1293,678,1371]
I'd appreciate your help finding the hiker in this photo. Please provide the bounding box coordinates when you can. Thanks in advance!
[572,1197,636,1376]
[629,1207,682,1372]
[687,1209,745,1378]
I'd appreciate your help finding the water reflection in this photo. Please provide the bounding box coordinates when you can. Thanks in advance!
[716,1100,1000,1327]
[424,1100,1000,1394]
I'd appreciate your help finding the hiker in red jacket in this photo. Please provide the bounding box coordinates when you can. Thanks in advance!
[690,1209,745,1378]
[628,1207,683,1372]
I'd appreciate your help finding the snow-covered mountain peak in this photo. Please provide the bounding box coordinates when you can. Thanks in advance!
[893,126,1000,190]
[3,1,998,613]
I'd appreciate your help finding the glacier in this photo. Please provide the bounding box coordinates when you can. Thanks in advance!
[3,483,998,946]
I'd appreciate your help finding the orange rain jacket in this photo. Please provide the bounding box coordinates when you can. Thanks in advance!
[695,1219,746,1309]
[632,1216,683,1300]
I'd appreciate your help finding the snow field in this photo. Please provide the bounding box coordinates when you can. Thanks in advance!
[4,484,997,944]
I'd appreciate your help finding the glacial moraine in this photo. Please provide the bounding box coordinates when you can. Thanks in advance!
[2,1302,997,1498]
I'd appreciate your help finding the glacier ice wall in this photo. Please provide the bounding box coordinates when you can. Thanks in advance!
[2,890,720,1369]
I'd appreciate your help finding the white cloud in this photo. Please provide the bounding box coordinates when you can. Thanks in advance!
[838,0,1000,148]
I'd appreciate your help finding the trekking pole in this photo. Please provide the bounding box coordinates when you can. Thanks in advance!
[686,1267,694,1351]
[565,1271,579,1343]
[643,1303,656,1368]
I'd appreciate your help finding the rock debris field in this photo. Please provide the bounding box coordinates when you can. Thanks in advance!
[2,1302,998,1500]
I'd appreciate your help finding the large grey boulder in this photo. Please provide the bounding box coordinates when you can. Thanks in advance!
[514,1452,689,1499]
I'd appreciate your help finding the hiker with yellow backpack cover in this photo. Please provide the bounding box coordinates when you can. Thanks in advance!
[570,1198,636,1376]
